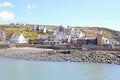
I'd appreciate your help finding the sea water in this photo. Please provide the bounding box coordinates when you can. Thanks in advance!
[0,57,120,80]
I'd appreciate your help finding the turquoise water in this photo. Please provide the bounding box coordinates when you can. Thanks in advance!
[0,57,120,80]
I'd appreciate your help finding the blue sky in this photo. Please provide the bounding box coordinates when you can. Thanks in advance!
[0,0,120,31]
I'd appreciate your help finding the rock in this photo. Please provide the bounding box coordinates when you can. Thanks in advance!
[0,49,120,65]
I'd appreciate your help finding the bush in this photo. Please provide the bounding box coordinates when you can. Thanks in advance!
[29,38,38,44]
[0,41,7,44]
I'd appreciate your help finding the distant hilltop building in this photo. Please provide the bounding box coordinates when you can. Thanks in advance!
[34,25,47,33]
[9,23,29,28]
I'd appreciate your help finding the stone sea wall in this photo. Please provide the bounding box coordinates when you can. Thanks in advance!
[0,48,120,65]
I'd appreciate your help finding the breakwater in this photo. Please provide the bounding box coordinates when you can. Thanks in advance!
[0,48,120,65]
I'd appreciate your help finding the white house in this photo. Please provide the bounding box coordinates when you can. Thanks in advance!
[9,33,28,44]
[34,25,47,33]
[103,37,110,44]
[0,30,6,41]
[71,31,84,39]
[102,37,120,45]
[43,26,47,33]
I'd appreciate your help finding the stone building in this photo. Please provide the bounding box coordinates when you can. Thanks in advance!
[77,37,97,47]
[97,29,104,46]
[76,29,103,47]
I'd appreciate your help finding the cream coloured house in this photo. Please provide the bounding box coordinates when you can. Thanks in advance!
[9,33,28,44]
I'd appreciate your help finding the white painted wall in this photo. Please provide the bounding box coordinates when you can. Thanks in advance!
[103,37,109,44]
[18,34,28,43]
[9,34,28,44]
[43,26,47,33]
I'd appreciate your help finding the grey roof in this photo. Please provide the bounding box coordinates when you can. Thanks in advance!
[11,34,19,38]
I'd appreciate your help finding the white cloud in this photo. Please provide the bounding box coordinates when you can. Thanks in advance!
[0,11,14,21]
[0,1,13,8]
[27,4,31,9]
[27,4,31,14]
[27,4,36,14]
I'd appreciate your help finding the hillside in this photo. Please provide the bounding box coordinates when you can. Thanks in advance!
[102,28,120,41]
[73,27,120,41]
[0,24,120,42]
[0,25,51,38]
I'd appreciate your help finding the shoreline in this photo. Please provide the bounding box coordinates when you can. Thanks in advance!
[0,47,120,65]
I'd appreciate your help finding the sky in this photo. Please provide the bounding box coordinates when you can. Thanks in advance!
[0,0,120,31]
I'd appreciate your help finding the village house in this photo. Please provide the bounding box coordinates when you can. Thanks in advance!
[0,29,6,41]
[9,23,30,28]
[37,34,49,44]
[42,35,62,45]
[34,25,47,33]
[109,40,120,46]
[103,37,110,45]
[8,33,28,44]
[71,30,84,39]
[47,28,55,33]
[75,29,104,47]
[60,25,71,34]
[54,25,72,41]
[76,37,97,47]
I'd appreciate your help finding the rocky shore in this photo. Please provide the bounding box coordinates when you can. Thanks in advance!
[0,48,120,65]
